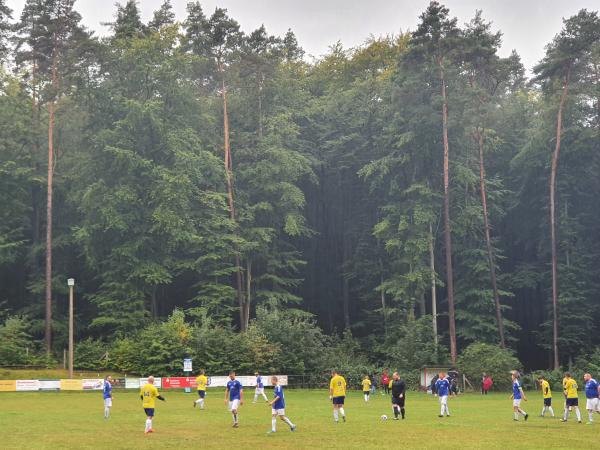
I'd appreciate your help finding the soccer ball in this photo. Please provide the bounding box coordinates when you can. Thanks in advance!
[380,414,388,421]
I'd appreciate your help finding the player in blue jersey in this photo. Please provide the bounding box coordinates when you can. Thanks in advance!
[253,371,268,403]
[510,371,529,422]
[267,376,296,434]
[225,371,244,428]
[103,375,113,419]
[435,372,451,417]
[583,373,600,424]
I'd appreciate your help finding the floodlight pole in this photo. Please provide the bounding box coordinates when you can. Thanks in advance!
[67,278,75,379]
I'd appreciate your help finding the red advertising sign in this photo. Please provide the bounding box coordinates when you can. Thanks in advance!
[162,377,196,389]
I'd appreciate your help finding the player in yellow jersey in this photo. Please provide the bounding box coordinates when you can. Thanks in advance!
[561,372,582,423]
[140,376,166,434]
[537,376,554,417]
[329,370,347,423]
[194,370,208,410]
[361,375,372,402]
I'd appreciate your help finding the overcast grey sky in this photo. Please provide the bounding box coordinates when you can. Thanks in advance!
[6,0,600,70]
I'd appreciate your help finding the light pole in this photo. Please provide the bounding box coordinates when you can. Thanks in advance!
[67,278,75,379]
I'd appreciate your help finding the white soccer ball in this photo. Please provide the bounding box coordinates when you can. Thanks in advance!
[380,414,388,421]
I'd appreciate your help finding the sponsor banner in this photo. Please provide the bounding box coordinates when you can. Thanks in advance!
[139,377,162,388]
[206,375,287,388]
[163,377,195,389]
[0,380,16,392]
[82,379,103,390]
[112,378,126,389]
[125,378,140,389]
[16,379,40,391]
[60,379,83,391]
[39,380,61,391]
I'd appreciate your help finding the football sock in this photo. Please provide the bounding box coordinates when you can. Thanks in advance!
[514,412,518,420]
[232,412,238,424]
[401,408,405,419]
[262,393,268,401]
[333,410,339,422]
[575,408,581,421]
[364,394,368,402]
[393,406,399,418]
[440,404,445,416]
[199,399,204,409]
[549,406,554,417]
[145,418,152,432]
[589,412,594,422]
[253,394,258,402]
[339,407,345,418]
[271,418,277,432]
[564,410,570,420]
[104,406,110,419]
[519,408,527,416]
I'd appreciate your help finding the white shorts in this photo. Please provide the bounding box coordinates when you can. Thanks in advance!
[104,398,112,407]
[255,387,265,394]
[513,399,522,407]
[272,408,285,416]
[228,399,240,411]
[586,398,600,411]
[439,395,448,405]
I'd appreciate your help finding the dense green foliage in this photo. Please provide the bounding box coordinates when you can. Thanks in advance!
[1,1,600,375]
[458,343,521,389]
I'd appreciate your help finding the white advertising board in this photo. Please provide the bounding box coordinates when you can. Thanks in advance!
[82,379,104,390]
[139,377,162,388]
[16,379,40,391]
[39,380,61,390]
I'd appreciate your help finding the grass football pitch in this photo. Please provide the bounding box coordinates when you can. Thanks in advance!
[1,389,597,449]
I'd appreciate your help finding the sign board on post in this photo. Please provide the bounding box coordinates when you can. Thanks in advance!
[183,358,192,393]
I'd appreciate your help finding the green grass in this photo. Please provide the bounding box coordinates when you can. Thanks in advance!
[1,389,597,449]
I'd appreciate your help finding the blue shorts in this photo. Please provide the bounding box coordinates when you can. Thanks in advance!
[332,396,345,405]
[144,408,155,417]
[566,398,578,407]
[544,398,552,406]
[197,390,206,398]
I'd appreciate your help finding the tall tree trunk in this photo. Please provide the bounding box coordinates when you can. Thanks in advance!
[244,259,252,331]
[379,259,387,337]
[476,128,506,348]
[429,223,438,347]
[45,60,58,354]
[220,68,246,331]
[440,64,457,364]
[257,71,263,138]
[550,67,571,370]
[342,231,350,329]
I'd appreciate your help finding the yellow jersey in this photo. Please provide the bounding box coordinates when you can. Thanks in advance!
[196,375,208,391]
[140,383,159,408]
[541,380,552,399]
[330,375,347,397]
[361,379,372,392]
[563,378,578,399]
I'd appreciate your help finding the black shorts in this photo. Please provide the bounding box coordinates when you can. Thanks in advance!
[144,408,155,417]
[363,390,370,396]
[392,396,405,407]
[332,396,345,405]
[197,390,206,398]
[544,398,552,406]
[566,398,578,407]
